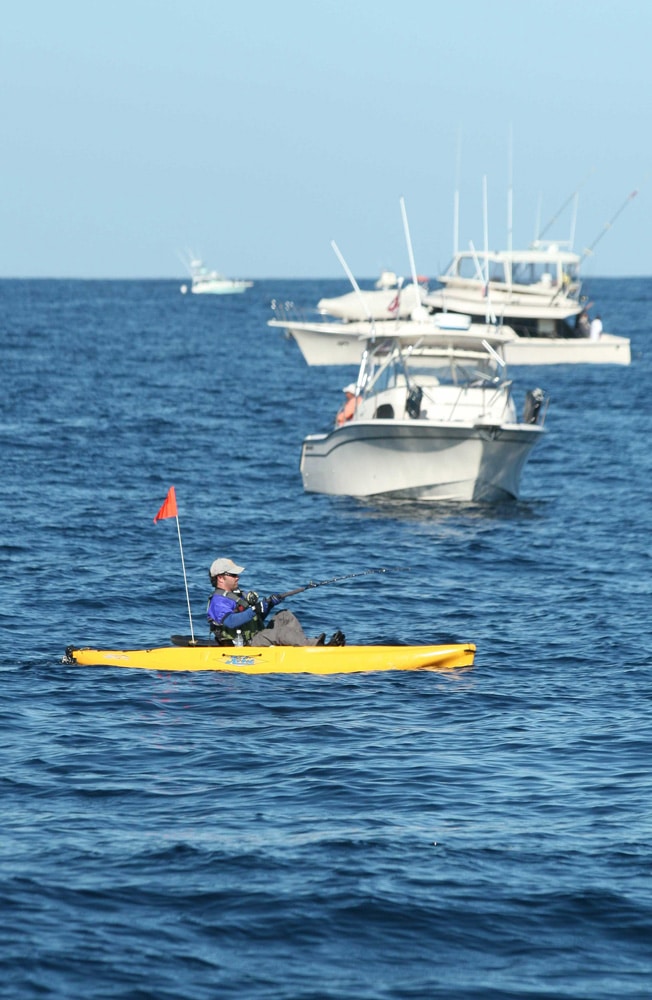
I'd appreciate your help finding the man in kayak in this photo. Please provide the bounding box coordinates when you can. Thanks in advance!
[207,557,345,647]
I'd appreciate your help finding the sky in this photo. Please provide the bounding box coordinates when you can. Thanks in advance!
[1,0,651,279]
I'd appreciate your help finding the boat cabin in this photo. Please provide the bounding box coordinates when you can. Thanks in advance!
[441,242,581,297]
[352,340,519,426]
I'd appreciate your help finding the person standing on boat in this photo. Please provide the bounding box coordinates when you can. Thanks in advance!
[574,310,591,337]
[336,383,361,426]
[589,315,603,340]
[206,557,345,647]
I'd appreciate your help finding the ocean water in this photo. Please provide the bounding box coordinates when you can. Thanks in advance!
[1,276,651,999]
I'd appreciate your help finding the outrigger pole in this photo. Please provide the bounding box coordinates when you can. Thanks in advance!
[330,239,376,396]
[582,188,639,260]
[153,486,196,643]
[330,239,379,330]
[535,168,596,244]
[400,196,427,320]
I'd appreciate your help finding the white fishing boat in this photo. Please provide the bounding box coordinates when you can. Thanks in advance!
[180,257,253,295]
[267,282,631,365]
[420,183,637,365]
[269,248,629,367]
[272,192,629,366]
[300,332,548,502]
[269,304,513,366]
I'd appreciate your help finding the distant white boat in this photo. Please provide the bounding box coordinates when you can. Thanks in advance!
[180,257,253,295]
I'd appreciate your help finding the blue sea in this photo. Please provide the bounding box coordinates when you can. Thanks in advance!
[1,276,651,999]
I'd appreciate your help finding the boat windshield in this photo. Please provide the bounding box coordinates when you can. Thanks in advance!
[510,261,558,287]
[449,255,507,283]
[361,344,502,396]
[409,351,501,387]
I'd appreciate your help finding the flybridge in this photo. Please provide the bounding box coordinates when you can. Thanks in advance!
[441,245,582,293]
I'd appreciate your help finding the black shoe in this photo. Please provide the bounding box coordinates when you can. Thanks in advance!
[314,633,326,645]
[327,630,345,646]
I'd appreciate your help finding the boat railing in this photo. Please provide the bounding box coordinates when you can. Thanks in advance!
[270,299,323,324]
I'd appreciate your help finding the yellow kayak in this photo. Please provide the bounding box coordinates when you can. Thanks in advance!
[63,642,476,675]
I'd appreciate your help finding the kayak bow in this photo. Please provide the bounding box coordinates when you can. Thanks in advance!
[63,642,476,675]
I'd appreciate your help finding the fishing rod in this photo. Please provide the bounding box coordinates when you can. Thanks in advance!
[276,566,409,600]
[535,168,595,243]
[581,188,639,260]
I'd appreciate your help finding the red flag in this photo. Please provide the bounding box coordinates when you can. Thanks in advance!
[153,486,178,523]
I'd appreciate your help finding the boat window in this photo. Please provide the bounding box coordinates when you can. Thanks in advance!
[511,262,558,287]
[487,261,506,282]
[451,255,506,283]
[407,354,497,388]
[455,256,486,280]
[562,263,580,287]
[367,358,400,394]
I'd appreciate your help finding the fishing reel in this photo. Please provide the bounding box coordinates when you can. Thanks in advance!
[244,590,259,606]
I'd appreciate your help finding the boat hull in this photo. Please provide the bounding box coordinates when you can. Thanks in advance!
[64,643,476,675]
[269,318,630,367]
[268,318,514,367]
[191,281,253,295]
[300,421,544,501]
[502,332,630,366]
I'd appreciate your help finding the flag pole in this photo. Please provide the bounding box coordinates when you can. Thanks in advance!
[174,515,196,644]
[154,486,196,643]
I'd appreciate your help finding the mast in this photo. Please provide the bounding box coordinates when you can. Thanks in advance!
[507,125,513,255]
[454,128,462,256]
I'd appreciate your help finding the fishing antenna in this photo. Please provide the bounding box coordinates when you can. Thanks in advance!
[535,169,596,244]
[581,189,640,260]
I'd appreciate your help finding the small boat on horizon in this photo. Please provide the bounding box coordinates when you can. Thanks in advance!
[180,256,253,295]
